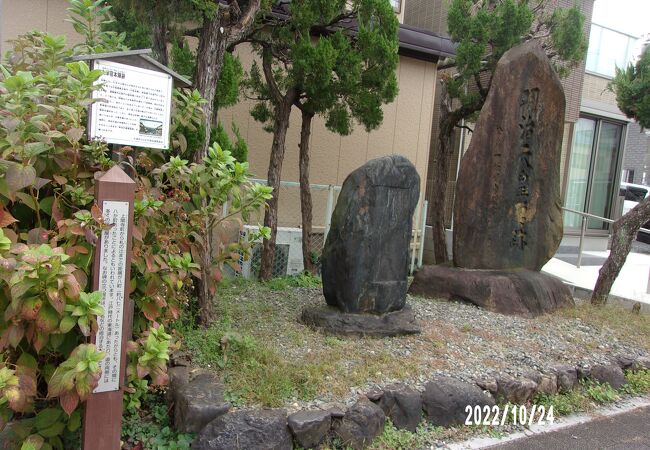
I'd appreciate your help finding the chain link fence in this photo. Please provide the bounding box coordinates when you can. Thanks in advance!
[236,179,426,279]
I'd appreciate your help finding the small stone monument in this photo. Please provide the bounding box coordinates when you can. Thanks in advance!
[301,155,421,336]
[409,41,574,316]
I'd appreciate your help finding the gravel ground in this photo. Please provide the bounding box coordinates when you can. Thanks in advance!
[212,282,650,412]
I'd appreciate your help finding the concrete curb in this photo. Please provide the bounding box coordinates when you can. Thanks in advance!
[446,395,650,449]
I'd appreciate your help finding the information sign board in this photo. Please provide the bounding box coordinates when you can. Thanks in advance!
[89,59,173,149]
[94,200,130,393]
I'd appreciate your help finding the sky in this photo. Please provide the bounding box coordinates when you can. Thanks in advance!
[591,0,650,38]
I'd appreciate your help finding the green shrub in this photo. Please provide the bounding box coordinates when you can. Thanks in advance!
[122,389,194,450]
[0,1,269,446]
[621,369,650,395]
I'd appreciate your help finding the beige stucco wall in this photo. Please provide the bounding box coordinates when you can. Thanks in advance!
[582,72,617,104]
[219,43,437,227]
[1,1,436,229]
[0,0,83,55]
[579,72,629,121]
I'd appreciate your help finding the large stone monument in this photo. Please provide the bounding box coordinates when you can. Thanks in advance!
[409,41,574,316]
[301,155,421,336]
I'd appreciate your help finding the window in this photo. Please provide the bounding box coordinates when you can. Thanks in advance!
[390,0,401,13]
[622,168,635,183]
[586,24,639,77]
[564,117,625,230]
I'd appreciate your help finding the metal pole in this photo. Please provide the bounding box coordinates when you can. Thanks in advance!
[324,185,334,242]
[577,215,587,268]
[410,199,423,274]
[418,200,428,268]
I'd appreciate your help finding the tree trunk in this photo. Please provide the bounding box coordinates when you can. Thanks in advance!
[196,234,215,325]
[591,198,650,305]
[259,97,295,280]
[192,16,229,326]
[298,110,316,274]
[430,87,455,264]
[151,20,169,66]
[194,16,229,163]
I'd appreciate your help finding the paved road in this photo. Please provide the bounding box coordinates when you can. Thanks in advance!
[488,406,650,449]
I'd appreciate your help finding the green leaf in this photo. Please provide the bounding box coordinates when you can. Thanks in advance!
[39,197,55,216]
[16,353,38,371]
[38,420,65,438]
[24,142,50,158]
[15,192,39,211]
[66,411,81,432]
[34,408,62,431]
[59,316,76,333]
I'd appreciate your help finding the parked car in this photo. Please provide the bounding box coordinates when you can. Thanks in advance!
[620,182,650,243]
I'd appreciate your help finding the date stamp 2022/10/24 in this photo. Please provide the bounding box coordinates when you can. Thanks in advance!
[464,404,555,426]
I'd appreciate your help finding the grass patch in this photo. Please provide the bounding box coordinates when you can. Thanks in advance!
[368,420,445,450]
[583,379,619,404]
[175,277,421,407]
[554,302,650,351]
[177,319,323,406]
[264,272,322,291]
[533,370,650,419]
[534,388,593,416]
[175,278,650,411]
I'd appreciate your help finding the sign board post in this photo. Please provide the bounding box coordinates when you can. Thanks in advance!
[82,166,135,450]
[72,48,190,449]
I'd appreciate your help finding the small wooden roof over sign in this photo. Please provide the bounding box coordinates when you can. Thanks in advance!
[70,49,192,88]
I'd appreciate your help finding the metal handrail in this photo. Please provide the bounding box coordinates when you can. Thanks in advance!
[562,207,650,268]
[249,178,342,192]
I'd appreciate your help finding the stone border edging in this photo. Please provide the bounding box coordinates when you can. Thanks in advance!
[170,354,650,449]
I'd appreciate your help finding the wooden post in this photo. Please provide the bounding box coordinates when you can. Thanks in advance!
[82,166,136,450]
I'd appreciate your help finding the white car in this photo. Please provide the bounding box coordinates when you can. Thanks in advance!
[620,182,650,243]
[621,182,649,214]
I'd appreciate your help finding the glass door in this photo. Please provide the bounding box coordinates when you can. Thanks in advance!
[588,122,623,229]
[564,118,597,228]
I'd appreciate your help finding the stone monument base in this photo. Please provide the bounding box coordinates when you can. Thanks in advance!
[300,305,421,337]
[408,265,574,317]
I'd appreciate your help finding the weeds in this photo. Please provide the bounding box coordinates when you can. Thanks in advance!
[621,368,650,395]
[264,272,322,290]
[177,317,324,406]
[369,420,445,450]
[533,389,592,416]
[582,379,619,404]
[121,390,194,450]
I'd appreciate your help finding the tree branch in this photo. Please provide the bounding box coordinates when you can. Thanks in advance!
[474,72,487,98]
[455,124,474,133]
[183,27,202,38]
[262,46,283,104]
[226,0,261,47]
[243,93,271,102]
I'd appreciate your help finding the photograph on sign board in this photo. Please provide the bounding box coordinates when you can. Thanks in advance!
[139,119,164,136]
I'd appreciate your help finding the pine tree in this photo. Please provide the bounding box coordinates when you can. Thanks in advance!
[243,0,399,279]
[429,0,587,264]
